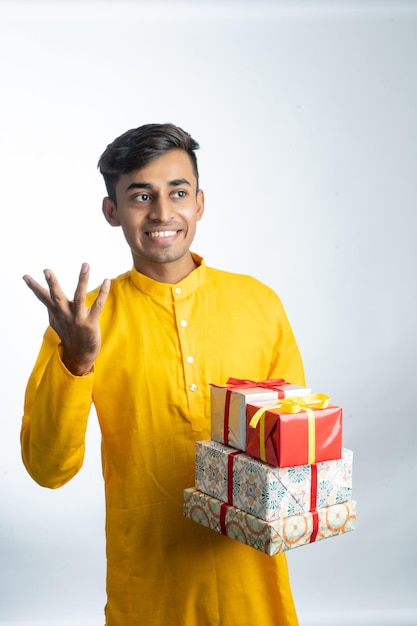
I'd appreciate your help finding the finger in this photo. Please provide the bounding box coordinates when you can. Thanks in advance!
[89,278,111,318]
[72,262,90,310]
[43,269,72,312]
[23,274,54,308]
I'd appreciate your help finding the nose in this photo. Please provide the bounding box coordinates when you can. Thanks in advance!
[148,195,174,222]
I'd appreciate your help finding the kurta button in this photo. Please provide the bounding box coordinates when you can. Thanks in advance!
[186,356,194,364]
[189,384,197,391]
[180,320,187,327]
[174,287,181,295]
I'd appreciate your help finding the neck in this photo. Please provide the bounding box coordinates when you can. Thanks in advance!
[133,253,198,284]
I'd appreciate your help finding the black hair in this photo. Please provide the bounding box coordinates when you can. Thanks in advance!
[97,123,200,203]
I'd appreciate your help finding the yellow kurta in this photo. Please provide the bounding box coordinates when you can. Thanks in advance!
[21,254,305,626]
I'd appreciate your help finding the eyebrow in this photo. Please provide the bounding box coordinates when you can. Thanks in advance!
[126,178,191,192]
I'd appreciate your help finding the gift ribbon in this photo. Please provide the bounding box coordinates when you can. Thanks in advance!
[310,463,318,512]
[211,378,289,445]
[309,463,318,541]
[310,510,319,543]
[224,377,289,392]
[224,389,232,444]
[220,503,228,535]
[248,394,330,465]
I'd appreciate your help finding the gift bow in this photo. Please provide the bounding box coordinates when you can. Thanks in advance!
[226,377,288,390]
[249,393,330,465]
[211,377,288,392]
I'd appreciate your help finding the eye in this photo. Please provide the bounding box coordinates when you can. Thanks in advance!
[134,192,151,202]
[173,190,187,198]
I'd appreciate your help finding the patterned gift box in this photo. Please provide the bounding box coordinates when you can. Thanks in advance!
[195,439,352,522]
[210,378,311,451]
[246,395,342,468]
[184,487,356,556]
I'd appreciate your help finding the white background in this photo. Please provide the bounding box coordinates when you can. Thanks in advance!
[0,1,416,624]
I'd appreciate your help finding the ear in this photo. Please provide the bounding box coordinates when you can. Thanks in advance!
[196,189,205,222]
[102,197,121,227]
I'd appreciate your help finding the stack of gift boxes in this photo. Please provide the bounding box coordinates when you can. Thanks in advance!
[183,378,356,556]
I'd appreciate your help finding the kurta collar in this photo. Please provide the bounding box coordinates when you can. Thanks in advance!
[129,252,206,300]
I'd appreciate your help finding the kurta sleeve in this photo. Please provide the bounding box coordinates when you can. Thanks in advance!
[20,326,94,489]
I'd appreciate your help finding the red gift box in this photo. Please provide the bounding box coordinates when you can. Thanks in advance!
[246,394,342,468]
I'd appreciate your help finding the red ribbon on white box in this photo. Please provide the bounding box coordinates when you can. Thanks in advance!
[309,464,318,542]
[211,377,289,445]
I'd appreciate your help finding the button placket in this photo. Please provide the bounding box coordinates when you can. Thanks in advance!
[174,296,199,401]
[172,289,205,432]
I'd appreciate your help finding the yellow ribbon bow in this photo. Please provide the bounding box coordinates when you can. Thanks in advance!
[248,393,330,464]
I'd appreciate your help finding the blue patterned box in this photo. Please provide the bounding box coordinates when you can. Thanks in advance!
[195,439,352,522]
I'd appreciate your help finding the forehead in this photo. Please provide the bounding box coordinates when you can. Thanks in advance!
[117,149,196,192]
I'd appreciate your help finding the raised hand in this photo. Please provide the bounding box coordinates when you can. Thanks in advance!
[23,263,110,376]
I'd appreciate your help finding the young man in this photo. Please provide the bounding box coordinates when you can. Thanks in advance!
[21,123,305,626]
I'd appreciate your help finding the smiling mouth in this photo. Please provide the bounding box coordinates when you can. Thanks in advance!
[147,230,178,239]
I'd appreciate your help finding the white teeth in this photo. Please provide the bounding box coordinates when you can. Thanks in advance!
[148,230,177,238]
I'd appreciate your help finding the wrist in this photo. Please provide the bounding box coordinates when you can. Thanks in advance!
[59,345,95,376]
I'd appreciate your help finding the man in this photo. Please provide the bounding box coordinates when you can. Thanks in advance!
[21,123,305,625]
